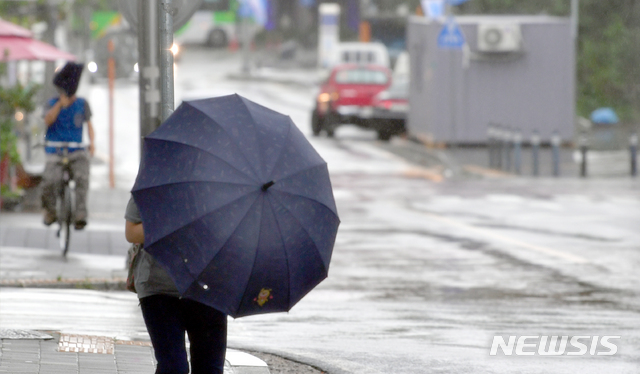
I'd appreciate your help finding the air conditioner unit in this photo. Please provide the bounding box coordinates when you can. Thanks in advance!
[478,23,522,52]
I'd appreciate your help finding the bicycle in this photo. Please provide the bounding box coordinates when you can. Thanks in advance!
[44,141,85,257]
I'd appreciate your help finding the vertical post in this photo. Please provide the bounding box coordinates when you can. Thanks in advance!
[496,125,504,170]
[532,130,540,176]
[579,131,588,178]
[504,126,512,172]
[630,133,638,177]
[571,0,579,177]
[514,129,522,175]
[159,0,175,122]
[551,131,561,177]
[571,0,579,40]
[137,0,161,151]
[487,124,495,169]
[108,39,116,189]
[318,4,341,68]
[42,0,59,102]
[241,9,251,74]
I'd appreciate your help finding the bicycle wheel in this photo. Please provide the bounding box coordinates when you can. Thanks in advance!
[59,185,72,257]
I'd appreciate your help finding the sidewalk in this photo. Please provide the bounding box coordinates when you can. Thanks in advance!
[1,190,274,372]
[1,207,271,374]
[0,329,269,374]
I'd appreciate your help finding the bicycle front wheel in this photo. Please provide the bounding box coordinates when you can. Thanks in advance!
[59,186,72,257]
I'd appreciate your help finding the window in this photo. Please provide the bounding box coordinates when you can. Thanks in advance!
[335,69,389,85]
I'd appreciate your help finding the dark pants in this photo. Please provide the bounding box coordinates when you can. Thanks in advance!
[140,295,227,374]
[41,151,89,220]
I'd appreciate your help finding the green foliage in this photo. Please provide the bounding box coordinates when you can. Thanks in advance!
[459,0,568,15]
[0,82,40,165]
[1,184,23,199]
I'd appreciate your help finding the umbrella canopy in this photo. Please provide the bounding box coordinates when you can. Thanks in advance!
[590,107,619,125]
[0,19,33,37]
[0,36,76,61]
[132,94,340,318]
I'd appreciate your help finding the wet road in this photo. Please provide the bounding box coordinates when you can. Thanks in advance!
[2,48,640,373]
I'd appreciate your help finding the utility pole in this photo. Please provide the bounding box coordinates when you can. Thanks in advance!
[42,0,59,101]
[125,0,201,149]
[159,0,175,121]
[137,0,161,147]
[570,0,579,40]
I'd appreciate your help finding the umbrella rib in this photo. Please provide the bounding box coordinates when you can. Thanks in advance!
[133,180,256,191]
[247,109,292,179]
[185,101,263,181]
[271,162,328,185]
[265,196,292,310]
[271,118,292,177]
[142,189,260,248]
[234,196,266,314]
[272,188,338,217]
[268,193,331,275]
[145,137,261,183]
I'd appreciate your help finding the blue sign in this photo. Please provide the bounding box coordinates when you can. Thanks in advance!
[421,0,444,19]
[437,17,466,49]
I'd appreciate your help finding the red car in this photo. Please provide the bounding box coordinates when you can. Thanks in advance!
[311,64,392,138]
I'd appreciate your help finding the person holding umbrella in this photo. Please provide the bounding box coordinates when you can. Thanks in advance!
[125,197,228,374]
[42,62,95,229]
[125,94,340,373]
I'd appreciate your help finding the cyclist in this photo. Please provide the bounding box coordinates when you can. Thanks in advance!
[42,62,95,230]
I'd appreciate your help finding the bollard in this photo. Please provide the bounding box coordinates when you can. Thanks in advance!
[578,131,588,178]
[504,126,513,172]
[531,130,540,176]
[498,125,507,171]
[493,124,502,170]
[487,124,496,169]
[551,131,561,177]
[493,124,501,169]
[631,133,638,177]
[514,129,522,175]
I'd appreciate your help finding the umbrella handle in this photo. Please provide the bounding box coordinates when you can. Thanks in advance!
[261,181,275,191]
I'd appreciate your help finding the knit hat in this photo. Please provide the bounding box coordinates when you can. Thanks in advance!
[53,62,84,96]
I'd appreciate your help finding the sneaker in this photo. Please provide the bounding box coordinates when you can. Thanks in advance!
[43,212,57,226]
[74,219,87,230]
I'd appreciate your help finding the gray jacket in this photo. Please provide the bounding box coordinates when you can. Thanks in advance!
[125,197,180,299]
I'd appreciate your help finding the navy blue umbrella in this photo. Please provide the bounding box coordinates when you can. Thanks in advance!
[131,94,340,318]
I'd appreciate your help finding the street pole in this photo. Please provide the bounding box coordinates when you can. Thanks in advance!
[241,12,251,75]
[137,0,161,151]
[42,0,59,102]
[571,0,579,40]
[159,0,175,121]
[445,2,457,148]
[108,39,115,189]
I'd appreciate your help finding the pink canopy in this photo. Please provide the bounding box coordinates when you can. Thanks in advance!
[0,36,76,61]
[0,19,76,61]
[0,19,33,38]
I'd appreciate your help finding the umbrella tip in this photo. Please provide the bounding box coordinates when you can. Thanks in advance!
[261,181,275,191]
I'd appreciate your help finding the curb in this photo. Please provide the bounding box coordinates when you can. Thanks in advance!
[0,277,127,290]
